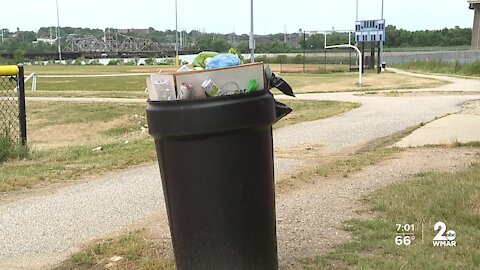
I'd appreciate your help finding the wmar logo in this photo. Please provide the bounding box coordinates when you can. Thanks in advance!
[433,221,457,247]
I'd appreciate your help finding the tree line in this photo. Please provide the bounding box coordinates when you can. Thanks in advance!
[0,25,474,58]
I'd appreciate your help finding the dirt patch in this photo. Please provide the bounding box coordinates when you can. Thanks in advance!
[360,91,480,97]
[275,144,325,159]
[127,67,178,73]
[28,117,144,149]
[276,147,480,269]
[291,72,445,94]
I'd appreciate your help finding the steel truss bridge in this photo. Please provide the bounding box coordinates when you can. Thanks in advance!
[1,32,200,60]
[64,32,168,53]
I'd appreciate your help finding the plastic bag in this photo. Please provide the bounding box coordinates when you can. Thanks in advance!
[205,54,241,70]
[192,52,219,68]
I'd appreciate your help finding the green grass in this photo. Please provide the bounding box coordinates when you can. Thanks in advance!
[275,70,446,95]
[27,90,147,99]
[24,76,149,98]
[395,59,480,77]
[304,151,480,270]
[0,139,157,192]
[24,65,170,75]
[55,229,175,270]
[20,64,446,98]
[28,102,146,127]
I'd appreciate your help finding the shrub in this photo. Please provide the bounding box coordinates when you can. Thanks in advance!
[107,59,123,66]
[144,57,156,65]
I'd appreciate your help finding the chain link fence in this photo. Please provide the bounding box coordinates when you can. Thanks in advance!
[0,65,26,145]
[384,50,480,65]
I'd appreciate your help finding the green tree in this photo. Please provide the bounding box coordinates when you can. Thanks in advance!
[195,35,212,50]
[210,38,230,52]
[13,49,26,64]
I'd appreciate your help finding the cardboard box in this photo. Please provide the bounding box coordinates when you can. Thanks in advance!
[148,63,265,101]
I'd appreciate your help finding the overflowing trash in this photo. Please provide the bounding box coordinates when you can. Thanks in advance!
[147,48,294,102]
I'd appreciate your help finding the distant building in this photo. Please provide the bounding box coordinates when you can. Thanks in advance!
[33,38,57,45]
[116,29,151,35]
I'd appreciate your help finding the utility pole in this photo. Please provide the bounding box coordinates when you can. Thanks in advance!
[380,0,384,72]
[303,30,306,72]
[56,0,62,62]
[356,0,359,21]
[175,0,179,66]
[381,0,384,19]
[249,0,255,63]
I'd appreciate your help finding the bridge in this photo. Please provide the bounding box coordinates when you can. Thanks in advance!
[1,31,200,60]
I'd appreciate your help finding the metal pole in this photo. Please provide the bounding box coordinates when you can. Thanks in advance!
[17,64,27,145]
[250,0,255,63]
[356,0,359,21]
[303,31,306,72]
[175,0,179,66]
[380,0,384,71]
[325,44,362,85]
[381,0,384,19]
[56,0,62,62]
[324,30,327,71]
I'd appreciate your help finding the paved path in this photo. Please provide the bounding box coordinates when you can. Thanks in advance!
[2,70,480,269]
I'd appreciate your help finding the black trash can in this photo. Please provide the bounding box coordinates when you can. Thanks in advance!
[147,90,289,270]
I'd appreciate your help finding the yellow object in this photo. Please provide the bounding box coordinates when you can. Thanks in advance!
[175,55,180,67]
[0,65,19,76]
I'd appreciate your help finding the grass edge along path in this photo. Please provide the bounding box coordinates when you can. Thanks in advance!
[0,100,359,193]
[302,148,480,269]
[53,228,176,270]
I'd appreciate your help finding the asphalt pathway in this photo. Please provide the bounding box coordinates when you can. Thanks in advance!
[1,69,480,269]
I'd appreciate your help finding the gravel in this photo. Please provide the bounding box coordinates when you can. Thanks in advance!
[2,70,480,269]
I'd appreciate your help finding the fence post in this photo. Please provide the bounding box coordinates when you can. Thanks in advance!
[17,64,27,145]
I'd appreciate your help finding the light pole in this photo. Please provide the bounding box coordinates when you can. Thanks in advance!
[380,0,384,71]
[56,0,62,63]
[249,0,255,63]
[175,0,179,66]
[381,0,384,19]
[356,0,359,21]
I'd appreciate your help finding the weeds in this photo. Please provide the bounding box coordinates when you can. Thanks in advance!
[304,161,480,269]
[0,132,28,162]
[395,59,480,76]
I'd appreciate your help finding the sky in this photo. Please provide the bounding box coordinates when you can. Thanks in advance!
[1,0,474,34]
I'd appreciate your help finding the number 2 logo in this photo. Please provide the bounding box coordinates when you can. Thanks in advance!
[433,221,456,241]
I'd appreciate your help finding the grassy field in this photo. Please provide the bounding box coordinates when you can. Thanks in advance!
[303,153,480,269]
[0,99,358,193]
[394,59,480,77]
[281,71,446,94]
[22,65,446,99]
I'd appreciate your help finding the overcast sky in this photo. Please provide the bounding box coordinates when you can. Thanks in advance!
[2,0,474,34]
